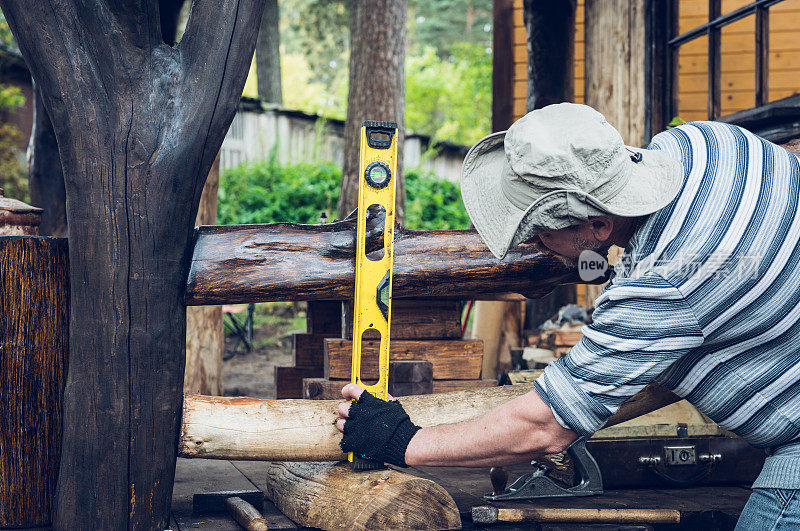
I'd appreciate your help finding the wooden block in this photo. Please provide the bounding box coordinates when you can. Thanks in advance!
[292,333,329,367]
[303,378,497,400]
[343,299,462,340]
[389,360,433,383]
[275,366,323,399]
[539,329,583,348]
[306,300,343,335]
[389,361,433,396]
[324,339,483,380]
[390,381,434,397]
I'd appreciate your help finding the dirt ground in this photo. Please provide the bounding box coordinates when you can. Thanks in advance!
[221,302,306,398]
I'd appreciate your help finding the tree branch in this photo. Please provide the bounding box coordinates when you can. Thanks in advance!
[178,0,265,202]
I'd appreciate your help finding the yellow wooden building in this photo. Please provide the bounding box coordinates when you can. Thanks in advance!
[506,0,800,133]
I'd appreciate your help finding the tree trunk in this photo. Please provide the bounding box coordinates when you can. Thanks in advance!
[523,0,576,111]
[25,1,188,238]
[0,2,266,528]
[265,461,462,530]
[185,154,223,395]
[26,83,66,237]
[256,0,283,104]
[337,0,406,222]
[179,382,681,461]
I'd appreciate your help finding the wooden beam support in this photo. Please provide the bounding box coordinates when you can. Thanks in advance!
[324,338,484,380]
[184,221,579,305]
[179,382,681,461]
[265,461,461,530]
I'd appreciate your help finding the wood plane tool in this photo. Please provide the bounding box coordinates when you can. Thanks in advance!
[348,120,399,470]
[192,490,268,530]
[483,437,603,500]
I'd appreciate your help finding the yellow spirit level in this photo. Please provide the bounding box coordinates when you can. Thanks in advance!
[348,120,398,469]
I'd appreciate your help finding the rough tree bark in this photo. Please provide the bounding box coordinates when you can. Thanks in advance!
[26,83,66,237]
[523,0,576,111]
[256,0,283,103]
[26,0,187,238]
[0,1,265,529]
[337,0,406,222]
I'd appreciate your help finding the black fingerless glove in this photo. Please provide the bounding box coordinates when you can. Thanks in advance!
[340,390,421,467]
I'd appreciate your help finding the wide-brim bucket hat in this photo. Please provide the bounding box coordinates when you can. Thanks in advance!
[460,103,684,259]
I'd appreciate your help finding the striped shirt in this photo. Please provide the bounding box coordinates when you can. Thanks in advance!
[535,122,800,487]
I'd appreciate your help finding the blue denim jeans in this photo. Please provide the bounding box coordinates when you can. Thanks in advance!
[736,488,800,530]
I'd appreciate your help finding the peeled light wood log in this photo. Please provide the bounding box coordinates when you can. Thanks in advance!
[184,219,579,305]
[265,461,461,530]
[179,382,680,461]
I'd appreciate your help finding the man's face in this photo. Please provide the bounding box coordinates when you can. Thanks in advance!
[536,220,611,259]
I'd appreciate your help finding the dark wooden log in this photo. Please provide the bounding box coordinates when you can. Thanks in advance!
[0,1,266,528]
[523,0,576,111]
[185,221,579,305]
[0,236,69,527]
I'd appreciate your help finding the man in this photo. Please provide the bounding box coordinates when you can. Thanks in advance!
[336,103,800,528]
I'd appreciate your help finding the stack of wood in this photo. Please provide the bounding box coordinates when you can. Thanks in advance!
[275,298,497,400]
[530,325,583,357]
[274,300,342,399]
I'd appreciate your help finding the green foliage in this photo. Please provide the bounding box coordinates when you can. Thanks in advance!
[218,159,342,225]
[0,83,26,201]
[278,0,493,147]
[407,0,492,57]
[404,168,470,230]
[406,42,491,145]
[0,10,16,49]
[668,116,687,128]
[218,159,469,230]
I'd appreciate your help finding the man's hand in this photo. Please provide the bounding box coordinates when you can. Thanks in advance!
[336,383,420,467]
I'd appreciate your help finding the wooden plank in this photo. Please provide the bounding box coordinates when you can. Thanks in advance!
[324,339,484,380]
[275,366,323,399]
[292,333,329,367]
[302,378,498,399]
[494,0,516,131]
[305,300,342,335]
[342,299,462,340]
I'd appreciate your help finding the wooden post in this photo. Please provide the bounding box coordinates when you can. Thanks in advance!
[522,0,577,111]
[0,1,266,527]
[585,0,647,147]
[0,236,69,527]
[185,154,224,395]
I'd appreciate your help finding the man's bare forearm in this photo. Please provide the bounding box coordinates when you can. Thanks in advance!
[403,389,578,467]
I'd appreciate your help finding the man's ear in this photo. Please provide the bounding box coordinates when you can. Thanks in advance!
[589,216,614,242]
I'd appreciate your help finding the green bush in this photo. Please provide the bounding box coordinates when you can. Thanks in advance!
[218,159,470,230]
